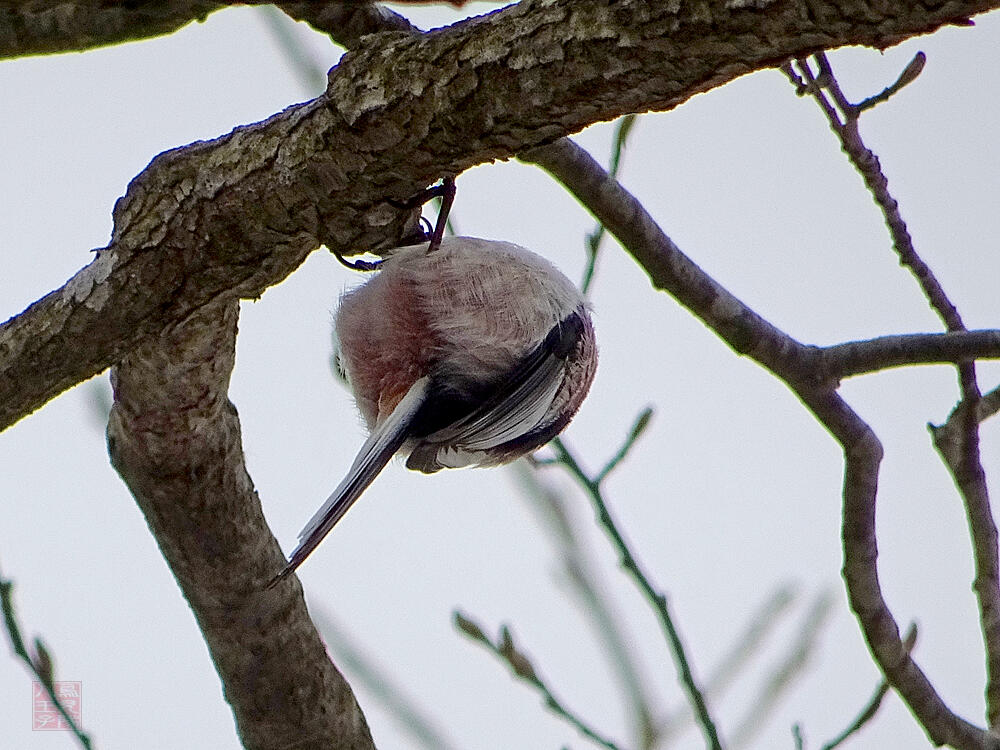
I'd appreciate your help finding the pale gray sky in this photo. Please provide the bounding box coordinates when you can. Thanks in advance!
[2,4,999,749]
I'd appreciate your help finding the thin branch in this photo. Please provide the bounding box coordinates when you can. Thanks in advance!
[259,6,330,94]
[515,461,659,748]
[0,566,93,749]
[792,723,806,750]
[819,330,1000,379]
[820,623,919,750]
[790,53,962,332]
[931,396,1000,728]
[520,139,814,381]
[594,406,653,485]
[797,384,993,750]
[855,53,927,112]
[582,114,638,294]
[657,585,798,742]
[729,591,834,749]
[703,587,797,698]
[789,51,1000,731]
[454,612,626,750]
[523,135,1000,748]
[549,429,725,750]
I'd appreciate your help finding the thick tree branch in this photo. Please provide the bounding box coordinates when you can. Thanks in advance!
[3,0,999,432]
[106,299,373,750]
[0,1,417,59]
[0,1,223,58]
[523,137,1000,748]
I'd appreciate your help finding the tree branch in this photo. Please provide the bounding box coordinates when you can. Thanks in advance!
[106,299,373,750]
[455,612,626,750]
[820,623,919,750]
[0,1,223,59]
[788,51,1000,731]
[0,567,93,749]
[819,331,1000,378]
[0,1,417,59]
[550,434,724,750]
[276,2,417,48]
[523,136,1000,748]
[3,0,999,431]
[520,139,814,382]
[515,460,660,748]
[728,591,833,749]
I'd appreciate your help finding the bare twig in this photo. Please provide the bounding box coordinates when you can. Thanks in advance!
[729,591,834,748]
[582,114,638,294]
[514,461,659,748]
[313,607,461,750]
[931,395,1000,728]
[820,624,919,750]
[705,586,795,696]
[790,53,961,330]
[855,53,927,112]
[788,51,1000,731]
[523,136,1000,748]
[0,566,93,750]
[792,723,806,750]
[259,7,329,93]
[594,406,653,485]
[548,415,725,750]
[657,585,798,742]
[703,587,798,697]
[454,612,626,750]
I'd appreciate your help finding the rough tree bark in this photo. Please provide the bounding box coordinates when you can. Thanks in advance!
[2,1,999,748]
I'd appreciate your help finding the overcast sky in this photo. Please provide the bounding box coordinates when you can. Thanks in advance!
[2,4,999,749]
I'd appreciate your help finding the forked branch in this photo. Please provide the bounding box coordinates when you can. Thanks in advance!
[522,136,1000,747]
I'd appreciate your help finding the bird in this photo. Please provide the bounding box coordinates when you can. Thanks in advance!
[271,188,597,584]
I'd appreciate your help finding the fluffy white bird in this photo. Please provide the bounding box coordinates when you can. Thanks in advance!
[273,219,597,583]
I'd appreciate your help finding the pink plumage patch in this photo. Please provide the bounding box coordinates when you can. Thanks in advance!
[273,236,597,583]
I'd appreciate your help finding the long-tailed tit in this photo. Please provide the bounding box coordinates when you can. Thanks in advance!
[272,182,597,583]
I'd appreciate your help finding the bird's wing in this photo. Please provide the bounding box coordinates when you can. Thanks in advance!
[270,376,431,584]
[408,311,585,471]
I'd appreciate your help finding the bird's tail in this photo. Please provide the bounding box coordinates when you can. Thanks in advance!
[268,377,431,586]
